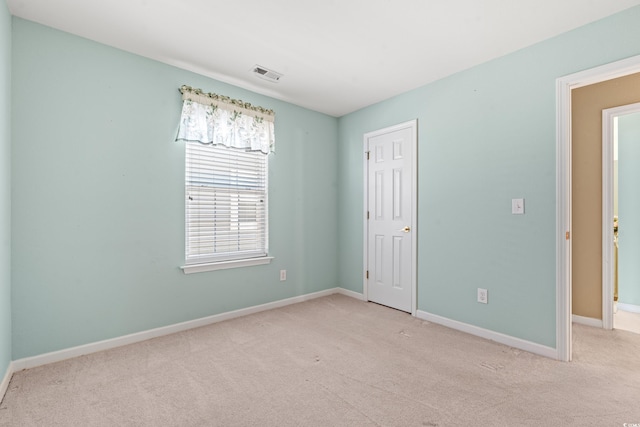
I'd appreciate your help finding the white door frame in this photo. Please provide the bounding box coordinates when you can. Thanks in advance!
[556,54,640,361]
[363,119,418,316]
[602,102,640,330]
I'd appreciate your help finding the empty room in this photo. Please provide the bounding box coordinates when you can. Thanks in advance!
[2,1,640,425]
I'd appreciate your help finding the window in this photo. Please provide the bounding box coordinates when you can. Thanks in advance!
[184,142,268,267]
[175,85,274,273]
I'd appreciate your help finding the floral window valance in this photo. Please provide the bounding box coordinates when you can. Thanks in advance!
[176,85,275,154]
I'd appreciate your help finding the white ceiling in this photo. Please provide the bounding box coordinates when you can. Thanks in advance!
[7,0,640,116]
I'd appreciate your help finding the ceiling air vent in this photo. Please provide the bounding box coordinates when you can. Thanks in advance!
[252,65,283,83]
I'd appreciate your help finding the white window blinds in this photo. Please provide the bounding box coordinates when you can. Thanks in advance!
[185,142,268,264]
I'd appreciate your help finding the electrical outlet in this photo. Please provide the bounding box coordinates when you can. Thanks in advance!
[280,270,287,281]
[477,288,488,304]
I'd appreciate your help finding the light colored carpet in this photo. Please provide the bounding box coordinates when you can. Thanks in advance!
[1,294,640,426]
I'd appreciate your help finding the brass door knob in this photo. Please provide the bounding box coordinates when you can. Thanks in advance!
[400,226,411,233]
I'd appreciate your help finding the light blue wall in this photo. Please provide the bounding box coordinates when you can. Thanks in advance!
[338,6,640,348]
[8,6,640,361]
[618,112,640,307]
[11,18,338,359]
[0,0,12,379]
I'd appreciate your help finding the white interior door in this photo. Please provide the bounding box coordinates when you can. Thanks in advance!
[365,120,416,313]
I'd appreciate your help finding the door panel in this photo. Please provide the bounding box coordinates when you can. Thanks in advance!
[366,122,415,312]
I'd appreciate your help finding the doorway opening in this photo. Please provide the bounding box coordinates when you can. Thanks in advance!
[557,54,640,361]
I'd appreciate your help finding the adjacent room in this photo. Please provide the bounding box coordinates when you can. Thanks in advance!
[2,1,640,425]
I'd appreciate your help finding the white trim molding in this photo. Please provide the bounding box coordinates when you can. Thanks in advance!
[602,106,615,331]
[11,287,348,372]
[335,288,366,301]
[572,314,604,328]
[556,54,640,362]
[416,311,558,360]
[617,302,640,314]
[556,76,572,362]
[1,362,14,404]
[181,256,274,274]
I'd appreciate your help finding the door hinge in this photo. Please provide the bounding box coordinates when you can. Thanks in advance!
[366,151,370,160]
[367,211,370,220]
[566,231,570,240]
[366,270,369,279]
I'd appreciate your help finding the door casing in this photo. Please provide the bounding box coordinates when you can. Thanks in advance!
[602,102,640,330]
[556,54,640,361]
[363,119,418,316]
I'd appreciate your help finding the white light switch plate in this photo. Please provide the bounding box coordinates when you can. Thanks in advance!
[512,198,525,214]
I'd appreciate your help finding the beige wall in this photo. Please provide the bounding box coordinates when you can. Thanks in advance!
[572,72,640,319]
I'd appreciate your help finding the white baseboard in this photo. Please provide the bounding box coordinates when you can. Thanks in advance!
[1,361,14,404]
[12,287,350,372]
[572,314,603,328]
[617,302,640,314]
[416,310,558,360]
[335,287,365,301]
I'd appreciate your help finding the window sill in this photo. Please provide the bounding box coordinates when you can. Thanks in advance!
[181,256,274,274]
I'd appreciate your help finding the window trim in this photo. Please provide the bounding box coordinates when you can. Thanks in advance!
[181,256,273,274]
